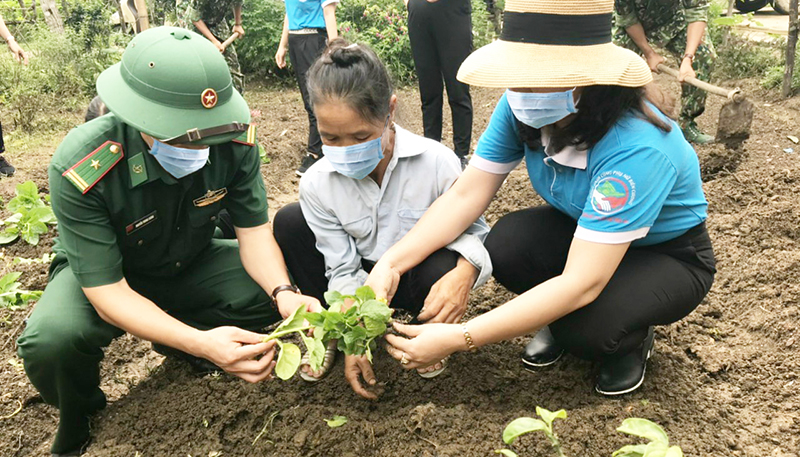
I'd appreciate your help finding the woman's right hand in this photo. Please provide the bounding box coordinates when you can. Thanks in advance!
[275,45,287,69]
[365,261,402,303]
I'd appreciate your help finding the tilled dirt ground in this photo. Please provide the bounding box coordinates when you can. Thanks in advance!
[1,74,799,456]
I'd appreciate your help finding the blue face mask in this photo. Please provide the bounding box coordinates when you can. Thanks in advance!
[148,139,210,179]
[506,88,579,129]
[322,118,389,180]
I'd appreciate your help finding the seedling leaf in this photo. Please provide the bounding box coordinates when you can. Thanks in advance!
[300,332,326,371]
[274,341,301,380]
[360,299,393,322]
[664,446,684,457]
[363,315,387,338]
[502,417,547,445]
[617,418,669,446]
[355,285,376,302]
[494,450,519,457]
[535,406,567,430]
[273,304,307,335]
[324,415,348,428]
[612,444,647,457]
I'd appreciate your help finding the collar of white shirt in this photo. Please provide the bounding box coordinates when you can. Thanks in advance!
[540,125,588,170]
[314,124,424,173]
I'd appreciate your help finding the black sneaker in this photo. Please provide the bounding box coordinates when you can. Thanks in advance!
[296,153,321,177]
[521,326,564,370]
[595,327,655,396]
[0,155,15,177]
[152,343,221,375]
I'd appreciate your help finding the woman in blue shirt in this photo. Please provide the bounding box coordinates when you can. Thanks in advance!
[371,0,716,395]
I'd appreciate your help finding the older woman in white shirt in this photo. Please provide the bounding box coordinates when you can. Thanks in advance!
[274,39,490,399]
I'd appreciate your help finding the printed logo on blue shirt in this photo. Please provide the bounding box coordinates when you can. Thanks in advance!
[591,171,636,215]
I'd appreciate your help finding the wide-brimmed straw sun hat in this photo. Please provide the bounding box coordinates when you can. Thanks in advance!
[457,0,652,88]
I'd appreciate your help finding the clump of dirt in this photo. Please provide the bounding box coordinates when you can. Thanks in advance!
[1,81,799,457]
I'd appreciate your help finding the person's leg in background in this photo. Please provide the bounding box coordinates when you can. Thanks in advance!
[434,0,473,163]
[0,120,16,177]
[408,0,444,143]
[289,31,328,176]
[666,30,716,144]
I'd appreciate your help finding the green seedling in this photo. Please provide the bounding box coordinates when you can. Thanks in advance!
[260,304,324,381]
[0,181,56,246]
[305,285,393,363]
[324,415,348,428]
[496,407,568,457]
[0,271,42,309]
[613,418,684,457]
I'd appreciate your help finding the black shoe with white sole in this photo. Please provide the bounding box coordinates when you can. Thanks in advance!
[521,326,564,370]
[296,153,321,177]
[595,326,655,396]
[0,155,15,177]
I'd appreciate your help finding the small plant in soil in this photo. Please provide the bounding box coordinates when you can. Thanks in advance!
[324,415,348,428]
[262,285,393,380]
[0,271,42,309]
[0,181,56,246]
[613,418,684,457]
[496,406,567,457]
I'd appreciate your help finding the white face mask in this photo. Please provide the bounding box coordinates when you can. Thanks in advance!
[506,88,579,129]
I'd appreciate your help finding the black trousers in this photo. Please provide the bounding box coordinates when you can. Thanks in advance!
[288,31,327,156]
[485,206,716,361]
[274,203,459,316]
[0,120,5,154]
[407,0,473,156]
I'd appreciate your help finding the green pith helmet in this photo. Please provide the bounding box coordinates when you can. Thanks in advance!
[96,26,250,145]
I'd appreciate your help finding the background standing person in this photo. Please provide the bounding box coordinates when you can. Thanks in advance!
[176,0,246,93]
[275,0,339,176]
[0,12,27,177]
[406,0,473,167]
[613,0,715,144]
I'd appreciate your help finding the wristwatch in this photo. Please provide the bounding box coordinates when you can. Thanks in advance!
[682,53,695,63]
[271,284,300,301]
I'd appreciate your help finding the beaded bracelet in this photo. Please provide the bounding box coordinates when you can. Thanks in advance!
[461,324,477,352]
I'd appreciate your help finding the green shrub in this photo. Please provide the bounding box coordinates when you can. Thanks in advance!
[0,25,127,129]
[238,0,290,80]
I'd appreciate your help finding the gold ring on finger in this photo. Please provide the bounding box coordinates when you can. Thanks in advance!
[400,352,409,365]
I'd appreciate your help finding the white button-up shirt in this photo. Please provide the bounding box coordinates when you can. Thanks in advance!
[299,124,492,295]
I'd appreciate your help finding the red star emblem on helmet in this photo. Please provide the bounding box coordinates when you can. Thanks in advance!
[201,88,218,109]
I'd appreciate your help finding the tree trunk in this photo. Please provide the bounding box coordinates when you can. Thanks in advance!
[784,0,799,98]
[133,0,149,32]
[40,0,64,33]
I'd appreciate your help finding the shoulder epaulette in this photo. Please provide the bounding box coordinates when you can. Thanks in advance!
[232,124,257,146]
[62,140,124,194]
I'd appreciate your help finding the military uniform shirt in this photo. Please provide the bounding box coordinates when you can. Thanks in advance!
[49,114,268,288]
[470,93,708,246]
[614,0,709,42]
[177,0,242,27]
[283,0,339,31]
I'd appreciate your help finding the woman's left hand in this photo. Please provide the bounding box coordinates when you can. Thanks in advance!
[418,267,472,323]
[385,322,464,369]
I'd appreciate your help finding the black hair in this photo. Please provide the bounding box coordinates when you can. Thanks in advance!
[307,38,394,125]
[517,83,676,152]
[85,95,109,123]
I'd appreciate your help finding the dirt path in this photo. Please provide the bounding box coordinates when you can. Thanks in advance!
[0,79,798,456]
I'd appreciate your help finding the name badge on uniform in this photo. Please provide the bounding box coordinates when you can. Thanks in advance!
[126,211,157,235]
[193,188,228,207]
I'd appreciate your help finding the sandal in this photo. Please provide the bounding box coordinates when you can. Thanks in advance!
[299,339,338,382]
[417,357,448,379]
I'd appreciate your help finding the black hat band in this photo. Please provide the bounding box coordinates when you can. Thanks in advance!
[500,11,612,46]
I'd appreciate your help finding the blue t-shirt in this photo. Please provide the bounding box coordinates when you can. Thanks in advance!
[471,93,707,246]
[283,0,338,31]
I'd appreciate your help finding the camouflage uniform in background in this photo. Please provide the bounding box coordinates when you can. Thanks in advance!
[613,0,715,123]
[176,0,245,93]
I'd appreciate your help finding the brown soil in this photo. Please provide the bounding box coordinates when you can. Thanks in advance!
[1,76,799,457]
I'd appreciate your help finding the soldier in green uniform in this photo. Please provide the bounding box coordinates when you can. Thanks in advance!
[613,0,716,144]
[176,0,246,93]
[16,27,320,457]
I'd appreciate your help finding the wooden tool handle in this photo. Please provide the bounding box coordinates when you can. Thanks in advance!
[221,32,241,49]
[657,64,743,101]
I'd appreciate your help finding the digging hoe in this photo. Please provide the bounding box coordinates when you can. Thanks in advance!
[658,64,754,149]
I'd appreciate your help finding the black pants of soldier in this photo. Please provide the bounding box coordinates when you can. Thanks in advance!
[273,203,459,316]
[288,31,327,157]
[485,206,715,362]
[16,239,279,454]
[407,0,473,157]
